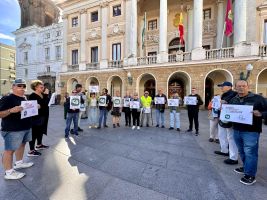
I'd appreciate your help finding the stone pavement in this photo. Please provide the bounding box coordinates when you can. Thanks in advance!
[0,106,267,200]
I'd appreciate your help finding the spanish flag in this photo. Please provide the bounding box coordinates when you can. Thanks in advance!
[178,12,184,45]
[225,0,233,37]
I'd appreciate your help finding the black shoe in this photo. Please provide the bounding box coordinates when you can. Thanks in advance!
[27,150,41,157]
[70,129,74,134]
[161,125,165,128]
[215,139,220,143]
[113,124,116,128]
[140,125,143,127]
[214,151,229,156]
[186,129,192,132]
[78,127,83,132]
[240,175,256,185]
[125,124,128,127]
[177,128,180,131]
[97,126,101,129]
[169,127,174,130]
[224,158,238,165]
[156,125,159,127]
[36,144,49,150]
[117,123,120,127]
[104,125,108,128]
[209,138,214,142]
[234,167,244,174]
[146,124,149,127]
[195,131,199,136]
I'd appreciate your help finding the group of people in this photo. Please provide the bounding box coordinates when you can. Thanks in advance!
[207,80,267,185]
[0,79,50,180]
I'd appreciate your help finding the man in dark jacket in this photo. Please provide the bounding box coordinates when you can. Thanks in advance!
[97,88,112,128]
[155,89,167,128]
[230,80,267,185]
[186,88,203,135]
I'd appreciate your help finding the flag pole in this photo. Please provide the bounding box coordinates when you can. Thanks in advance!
[221,22,226,49]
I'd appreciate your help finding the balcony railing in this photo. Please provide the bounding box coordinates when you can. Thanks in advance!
[137,55,157,66]
[86,62,100,70]
[206,47,234,60]
[67,64,79,71]
[259,45,267,57]
[168,52,191,63]
[108,60,123,68]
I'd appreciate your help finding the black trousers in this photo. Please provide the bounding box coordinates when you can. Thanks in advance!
[29,125,44,151]
[132,110,140,126]
[188,109,199,131]
[124,108,131,125]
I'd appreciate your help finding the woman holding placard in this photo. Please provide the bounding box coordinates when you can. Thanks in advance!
[130,92,141,130]
[122,91,132,127]
[88,93,98,128]
[168,93,182,131]
[111,91,122,128]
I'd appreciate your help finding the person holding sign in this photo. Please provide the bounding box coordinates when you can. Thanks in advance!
[168,93,182,131]
[87,93,98,128]
[207,95,220,143]
[155,89,167,128]
[122,91,132,127]
[97,88,112,129]
[186,88,203,135]
[111,91,122,128]
[229,80,267,185]
[130,92,141,130]
[140,91,152,127]
[0,79,34,180]
[64,90,80,138]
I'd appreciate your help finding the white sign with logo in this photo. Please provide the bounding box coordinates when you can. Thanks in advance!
[220,104,253,125]
[70,96,81,109]
[89,85,99,93]
[184,96,197,105]
[98,96,106,106]
[123,98,131,107]
[154,97,165,104]
[212,96,221,110]
[113,97,122,107]
[168,99,179,107]
[21,100,38,119]
[130,101,140,109]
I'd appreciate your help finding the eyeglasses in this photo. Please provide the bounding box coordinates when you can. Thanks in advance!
[17,84,26,88]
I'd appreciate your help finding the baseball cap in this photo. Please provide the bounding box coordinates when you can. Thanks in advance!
[217,81,232,87]
[12,79,26,86]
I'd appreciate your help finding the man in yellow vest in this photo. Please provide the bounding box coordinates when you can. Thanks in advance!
[140,91,152,127]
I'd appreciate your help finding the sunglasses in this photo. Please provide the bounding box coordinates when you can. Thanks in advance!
[17,84,26,88]
[144,93,148,94]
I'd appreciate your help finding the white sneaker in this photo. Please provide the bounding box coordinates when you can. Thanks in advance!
[14,162,34,170]
[137,126,140,130]
[88,126,92,129]
[132,126,136,130]
[4,170,25,180]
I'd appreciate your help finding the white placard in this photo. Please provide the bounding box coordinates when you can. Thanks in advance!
[21,100,38,119]
[168,99,179,107]
[89,85,99,93]
[212,96,221,110]
[184,96,197,105]
[48,92,56,107]
[123,98,131,107]
[143,107,151,113]
[154,97,165,104]
[98,96,106,106]
[220,104,253,125]
[130,101,140,109]
[70,96,81,109]
[113,97,122,107]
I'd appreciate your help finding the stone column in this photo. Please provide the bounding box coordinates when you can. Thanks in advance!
[234,0,246,44]
[157,0,168,63]
[216,0,224,48]
[186,6,193,52]
[100,2,108,69]
[62,14,68,72]
[191,0,205,60]
[79,9,87,71]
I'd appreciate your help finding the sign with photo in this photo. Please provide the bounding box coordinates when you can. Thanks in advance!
[89,85,99,93]
[212,96,221,110]
[98,96,107,106]
[113,97,122,107]
[70,96,81,109]
[220,104,253,125]
[130,101,140,109]
[21,100,38,119]
[168,99,179,107]
[184,96,197,105]
[123,98,131,107]
[154,97,165,104]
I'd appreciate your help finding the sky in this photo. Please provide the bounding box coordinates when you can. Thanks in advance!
[0,0,20,46]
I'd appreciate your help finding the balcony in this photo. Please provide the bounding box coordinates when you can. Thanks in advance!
[259,44,267,57]
[108,60,123,68]
[137,55,157,66]
[168,52,191,63]
[206,47,234,60]
[67,64,79,71]
[86,62,100,70]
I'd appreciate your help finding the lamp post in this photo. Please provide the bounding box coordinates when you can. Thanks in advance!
[240,64,253,81]
[127,72,133,85]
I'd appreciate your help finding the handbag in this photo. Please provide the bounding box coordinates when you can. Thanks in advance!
[218,120,232,128]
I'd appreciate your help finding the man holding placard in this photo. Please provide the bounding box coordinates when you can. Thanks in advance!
[97,88,112,129]
[168,93,182,131]
[155,89,167,128]
[229,80,267,185]
[0,79,34,180]
[185,88,203,135]
[140,91,152,127]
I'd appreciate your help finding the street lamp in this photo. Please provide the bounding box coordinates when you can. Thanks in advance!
[240,64,253,81]
[127,72,133,85]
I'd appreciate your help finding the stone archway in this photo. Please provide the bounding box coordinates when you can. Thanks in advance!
[67,78,78,93]
[256,68,267,97]
[138,74,156,99]
[107,76,123,97]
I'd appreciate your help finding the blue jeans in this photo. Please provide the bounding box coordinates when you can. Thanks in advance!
[156,109,165,126]
[65,112,79,136]
[89,107,98,126]
[233,130,260,177]
[170,110,180,128]
[99,109,108,127]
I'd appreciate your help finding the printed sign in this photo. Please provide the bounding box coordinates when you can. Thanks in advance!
[21,100,38,119]
[143,107,151,113]
[154,97,165,104]
[168,99,179,107]
[70,96,81,109]
[113,97,122,107]
[130,101,140,109]
[98,96,106,106]
[123,98,131,107]
[220,104,253,125]
[184,96,197,105]
[89,85,99,93]
[212,96,221,110]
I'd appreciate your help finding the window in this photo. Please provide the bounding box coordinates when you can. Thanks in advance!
[91,11,98,22]
[148,20,157,30]
[56,31,61,37]
[24,52,28,63]
[46,66,50,73]
[113,5,121,17]
[203,45,211,50]
[264,20,267,44]
[55,46,61,60]
[148,52,157,56]
[45,47,50,60]
[203,8,211,20]
[25,68,28,77]
[112,43,121,61]
[72,49,78,65]
[72,17,78,27]
[91,47,98,63]
[147,52,157,64]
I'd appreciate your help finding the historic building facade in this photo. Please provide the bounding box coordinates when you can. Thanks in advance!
[57,0,267,106]
[0,43,16,96]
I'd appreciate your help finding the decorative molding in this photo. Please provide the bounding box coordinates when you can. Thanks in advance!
[18,41,32,51]
[100,0,109,8]
[80,9,87,14]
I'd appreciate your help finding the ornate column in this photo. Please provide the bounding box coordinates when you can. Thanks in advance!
[79,9,87,71]
[216,0,224,48]
[234,0,246,44]
[186,6,193,52]
[191,0,205,60]
[100,2,108,69]
[157,0,168,63]
[62,14,68,72]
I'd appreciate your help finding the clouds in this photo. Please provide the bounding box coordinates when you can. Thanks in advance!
[0,33,15,41]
